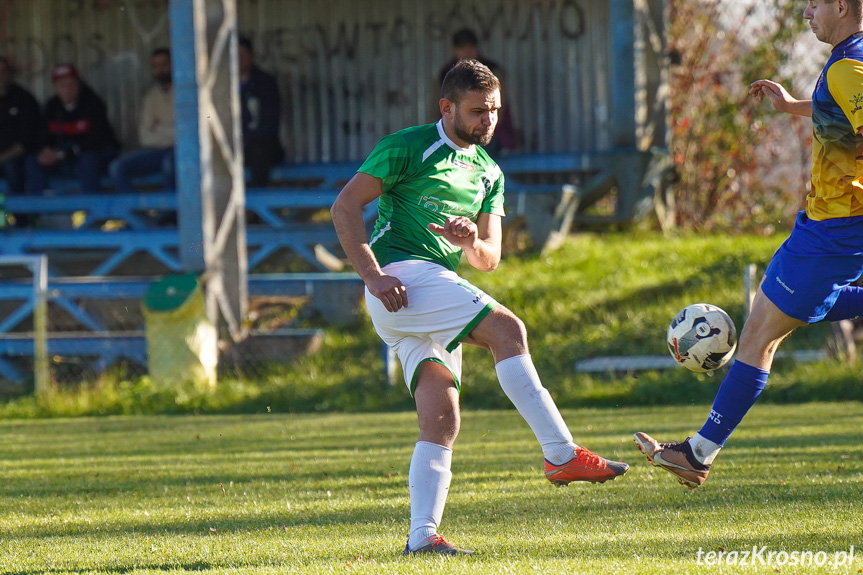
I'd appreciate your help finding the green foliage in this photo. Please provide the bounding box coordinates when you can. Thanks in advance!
[0,405,861,573]
[1,232,857,417]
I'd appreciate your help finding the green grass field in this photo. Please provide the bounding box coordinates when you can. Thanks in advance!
[2,231,861,417]
[2,404,861,574]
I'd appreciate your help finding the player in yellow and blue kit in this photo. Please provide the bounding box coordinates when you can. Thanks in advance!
[636,0,863,489]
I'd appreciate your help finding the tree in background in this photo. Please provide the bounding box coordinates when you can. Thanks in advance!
[669,0,817,232]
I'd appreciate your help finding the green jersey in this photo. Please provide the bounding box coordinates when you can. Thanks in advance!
[359,121,506,271]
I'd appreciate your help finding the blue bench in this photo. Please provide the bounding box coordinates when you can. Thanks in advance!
[3,188,380,231]
[0,332,149,381]
[0,272,364,331]
[0,225,352,275]
[2,152,624,246]
[5,191,178,230]
[0,329,326,384]
[0,273,364,383]
[0,151,650,387]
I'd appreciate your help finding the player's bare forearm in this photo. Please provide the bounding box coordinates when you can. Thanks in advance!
[331,173,409,312]
[331,185,383,284]
[749,79,812,117]
[332,208,380,282]
[779,99,813,117]
[460,236,500,271]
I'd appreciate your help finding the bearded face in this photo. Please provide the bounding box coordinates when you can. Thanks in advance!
[449,89,500,147]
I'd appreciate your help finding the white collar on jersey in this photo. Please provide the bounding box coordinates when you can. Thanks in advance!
[436,120,476,155]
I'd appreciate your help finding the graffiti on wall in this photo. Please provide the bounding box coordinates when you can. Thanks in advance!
[0,0,597,159]
[0,0,167,79]
[258,0,585,65]
[248,0,589,144]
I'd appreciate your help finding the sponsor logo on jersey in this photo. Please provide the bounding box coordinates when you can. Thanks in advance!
[453,158,475,171]
[471,175,493,205]
[421,195,443,212]
[419,195,476,217]
[775,276,795,294]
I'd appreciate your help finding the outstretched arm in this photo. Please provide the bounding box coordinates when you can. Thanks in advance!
[331,172,408,312]
[428,212,502,272]
[749,79,812,117]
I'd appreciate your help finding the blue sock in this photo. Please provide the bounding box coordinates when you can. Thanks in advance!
[697,361,769,447]
[822,286,863,322]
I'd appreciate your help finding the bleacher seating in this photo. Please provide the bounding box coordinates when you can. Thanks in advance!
[0,150,643,384]
[0,273,362,383]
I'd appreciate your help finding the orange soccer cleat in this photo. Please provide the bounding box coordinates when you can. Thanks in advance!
[544,446,629,485]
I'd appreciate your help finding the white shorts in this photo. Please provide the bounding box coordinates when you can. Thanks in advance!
[365,260,498,395]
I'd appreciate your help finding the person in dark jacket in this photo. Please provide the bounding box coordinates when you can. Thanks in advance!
[0,57,41,195]
[239,37,284,186]
[28,63,119,193]
[437,29,518,157]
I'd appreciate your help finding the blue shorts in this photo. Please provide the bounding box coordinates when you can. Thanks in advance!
[761,212,863,323]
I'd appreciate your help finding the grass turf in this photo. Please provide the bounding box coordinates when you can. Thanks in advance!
[3,231,861,417]
[1,403,861,574]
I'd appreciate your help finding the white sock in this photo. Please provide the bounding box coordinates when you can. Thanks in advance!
[407,441,452,550]
[495,354,578,465]
[690,433,722,465]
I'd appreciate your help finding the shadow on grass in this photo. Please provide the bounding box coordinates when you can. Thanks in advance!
[4,471,861,542]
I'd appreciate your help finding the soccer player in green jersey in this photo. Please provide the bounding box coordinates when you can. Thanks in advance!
[332,59,629,556]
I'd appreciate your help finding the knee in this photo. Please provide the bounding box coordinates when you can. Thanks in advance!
[489,310,528,349]
[417,404,460,445]
[738,293,802,351]
[508,314,528,341]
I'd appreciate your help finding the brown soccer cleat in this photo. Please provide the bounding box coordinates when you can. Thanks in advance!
[633,432,710,489]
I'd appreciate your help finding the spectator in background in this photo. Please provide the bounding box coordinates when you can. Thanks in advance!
[0,57,41,197]
[28,63,119,194]
[239,36,284,187]
[110,48,175,193]
[437,28,517,157]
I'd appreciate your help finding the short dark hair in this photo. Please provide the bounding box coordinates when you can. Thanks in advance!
[238,36,253,53]
[441,58,500,103]
[151,47,170,59]
[452,28,478,48]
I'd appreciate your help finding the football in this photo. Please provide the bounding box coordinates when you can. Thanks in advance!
[667,303,737,373]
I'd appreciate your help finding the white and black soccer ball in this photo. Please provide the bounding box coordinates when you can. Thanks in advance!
[667,303,737,373]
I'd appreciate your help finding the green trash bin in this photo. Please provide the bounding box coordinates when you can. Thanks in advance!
[142,273,217,391]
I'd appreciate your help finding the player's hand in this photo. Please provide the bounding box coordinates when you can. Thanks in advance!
[366,274,408,312]
[749,79,795,112]
[37,147,60,166]
[428,216,477,248]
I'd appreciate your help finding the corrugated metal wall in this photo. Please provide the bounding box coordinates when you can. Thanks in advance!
[1,0,612,163]
[1,0,171,148]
